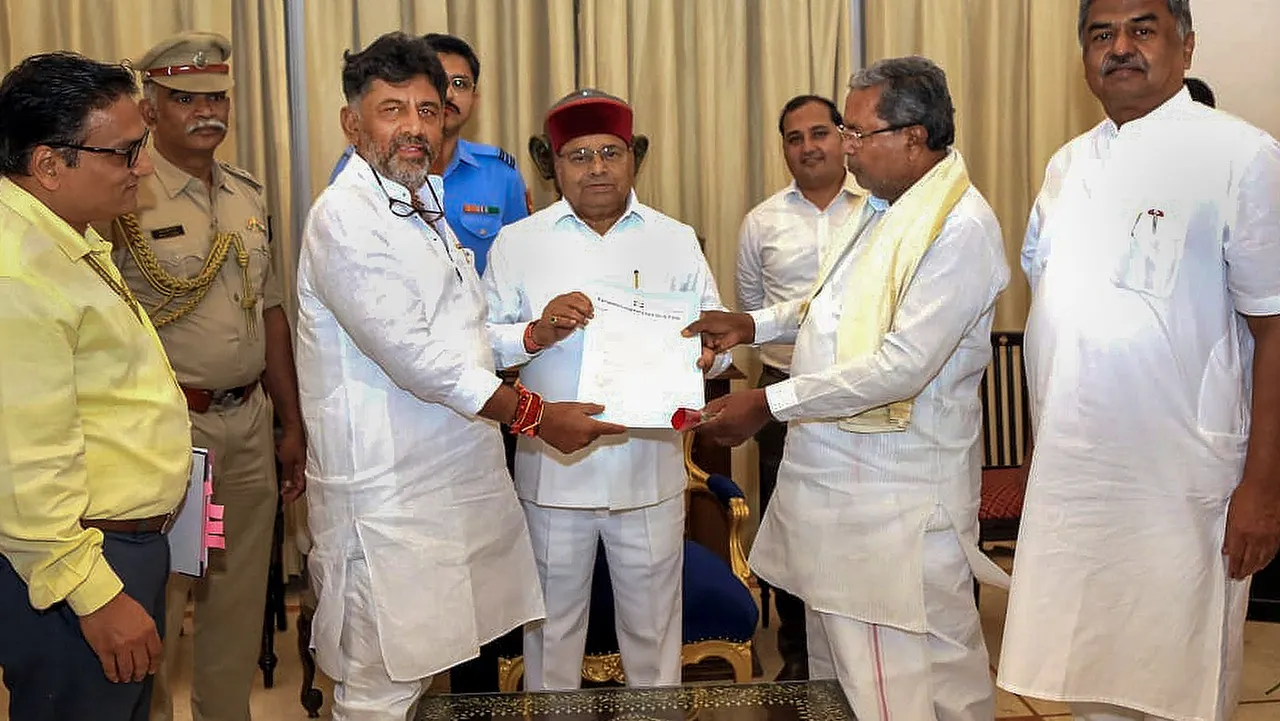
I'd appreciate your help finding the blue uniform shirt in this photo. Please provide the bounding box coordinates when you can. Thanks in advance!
[329,139,530,275]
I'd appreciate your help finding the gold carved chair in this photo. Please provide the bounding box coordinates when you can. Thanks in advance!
[497,434,758,691]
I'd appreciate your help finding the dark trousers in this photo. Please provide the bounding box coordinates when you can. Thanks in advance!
[450,429,522,694]
[0,530,170,721]
[756,364,807,666]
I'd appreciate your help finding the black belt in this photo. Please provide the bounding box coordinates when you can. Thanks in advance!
[81,513,173,534]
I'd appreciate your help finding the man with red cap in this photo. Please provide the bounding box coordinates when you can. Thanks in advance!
[483,89,730,690]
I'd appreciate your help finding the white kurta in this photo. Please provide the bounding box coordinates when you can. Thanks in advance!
[482,194,729,511]
[295,154,544,683]
[998,89,1280,721]
[748,187,1011,633]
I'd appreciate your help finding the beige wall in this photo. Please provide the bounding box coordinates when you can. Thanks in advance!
[1191,0,1280,137]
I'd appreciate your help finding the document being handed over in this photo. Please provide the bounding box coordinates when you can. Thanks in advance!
[577,282,705,428]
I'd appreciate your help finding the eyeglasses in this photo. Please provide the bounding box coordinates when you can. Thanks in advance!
[559,144,628,167]
[838,123,915,144]
[448,76,475,93]
[370,168,446,225]
[47,129,150,168]
[370,166,464,281]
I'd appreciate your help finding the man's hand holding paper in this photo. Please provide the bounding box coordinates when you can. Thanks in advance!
[530,291,595,348]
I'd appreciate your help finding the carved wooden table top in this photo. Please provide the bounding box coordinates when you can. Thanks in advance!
[413,680,855,721]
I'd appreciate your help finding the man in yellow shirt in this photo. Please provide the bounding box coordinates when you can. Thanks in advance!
[0,52,192,721]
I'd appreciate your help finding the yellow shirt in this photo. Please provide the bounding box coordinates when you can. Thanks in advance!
[0,178,191,615]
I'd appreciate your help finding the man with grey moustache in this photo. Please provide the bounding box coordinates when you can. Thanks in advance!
[105,31,307,721]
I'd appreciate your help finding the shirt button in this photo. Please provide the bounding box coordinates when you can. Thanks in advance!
[478,228,487,236]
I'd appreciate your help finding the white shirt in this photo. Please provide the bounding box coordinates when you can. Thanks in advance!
[735,173,863,371]
[294,154,543,681]
[999,88,1280,721]
[747,186,1010,631]
[483,194,729,510]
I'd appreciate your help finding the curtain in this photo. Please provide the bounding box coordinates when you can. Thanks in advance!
[577,0,853,308]
[0,0,295,313]
[300,0,576,210]
[864,0,1103,330]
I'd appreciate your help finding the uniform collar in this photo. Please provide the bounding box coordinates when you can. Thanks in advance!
[552,190,646,233]
[1101,86,1193,139]
[150,148,227,199]
[0,177,109,260]
[443,138,479,179]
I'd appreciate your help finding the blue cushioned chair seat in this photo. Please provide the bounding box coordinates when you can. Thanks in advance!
[583,539,759,656]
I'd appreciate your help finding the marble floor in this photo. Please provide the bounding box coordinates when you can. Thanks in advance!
[4,560,1280,720]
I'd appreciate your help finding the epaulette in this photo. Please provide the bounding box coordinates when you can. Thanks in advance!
[218,162,264,193]
[472,143,518,169]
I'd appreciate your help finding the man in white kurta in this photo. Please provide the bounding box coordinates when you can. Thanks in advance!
[295,35,621,720]
[736,95,864,679]
[483,89,729,690]
[687,57,1009,720]
[998,3,1280,720]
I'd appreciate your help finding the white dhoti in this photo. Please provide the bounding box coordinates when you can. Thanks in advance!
[521,493,684,690]
[805,528,993,721]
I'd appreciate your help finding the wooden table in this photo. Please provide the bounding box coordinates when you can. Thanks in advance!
[412,680,855,721]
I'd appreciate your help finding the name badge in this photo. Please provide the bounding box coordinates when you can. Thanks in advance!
[150,225,185,240]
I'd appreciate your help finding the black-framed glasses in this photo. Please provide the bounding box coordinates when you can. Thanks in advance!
[370,165,464,281]
[370,167,446,225]
[559,144,628,166]
[838,123,914,144]
[448,75,475,93]
[47,128,150,167]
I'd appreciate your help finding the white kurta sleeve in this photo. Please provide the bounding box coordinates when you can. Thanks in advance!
[735,214,764,313]
[482,226,537,370]
[306,197,501,416]
[766,211,1009,422]
[1226,136,1280,316]
[749,300,804,346]
[1022,149,1068,292]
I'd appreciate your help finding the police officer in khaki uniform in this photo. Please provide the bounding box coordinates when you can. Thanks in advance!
[106,32,306,721]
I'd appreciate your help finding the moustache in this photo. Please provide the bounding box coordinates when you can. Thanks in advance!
[445,101,461,115]
[186,118,228,134]
[1101,54,1147,76]
[391,133,434,163]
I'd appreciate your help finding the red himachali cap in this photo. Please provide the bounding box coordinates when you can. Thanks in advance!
[545,88,633,154]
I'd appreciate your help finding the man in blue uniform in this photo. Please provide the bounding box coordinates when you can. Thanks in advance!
[329,32,529,274]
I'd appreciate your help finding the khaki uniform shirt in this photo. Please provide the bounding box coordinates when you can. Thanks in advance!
[110,152,283,390]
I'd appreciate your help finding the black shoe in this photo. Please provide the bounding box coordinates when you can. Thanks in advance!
[775,657,809,682]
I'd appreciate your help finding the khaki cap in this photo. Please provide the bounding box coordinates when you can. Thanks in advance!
[137,32,233,93]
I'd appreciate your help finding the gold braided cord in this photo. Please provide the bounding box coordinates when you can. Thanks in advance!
[83,252,143,324]
[115,213,258,337]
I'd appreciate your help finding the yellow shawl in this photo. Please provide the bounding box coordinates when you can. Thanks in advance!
[810,149,972,433]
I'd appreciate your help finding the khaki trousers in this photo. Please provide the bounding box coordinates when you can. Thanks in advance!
[151,388,279,721]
